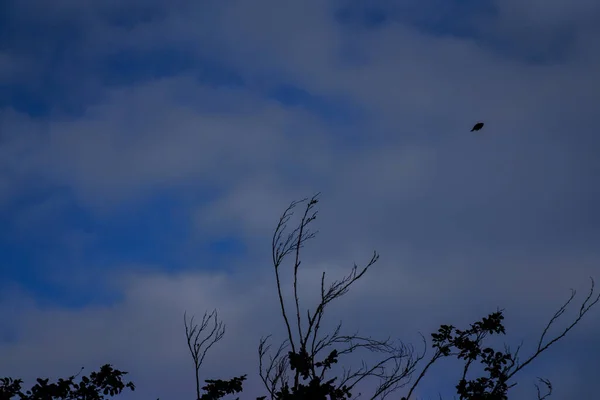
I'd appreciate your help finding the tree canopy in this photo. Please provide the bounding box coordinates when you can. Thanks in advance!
[2,194,598,400]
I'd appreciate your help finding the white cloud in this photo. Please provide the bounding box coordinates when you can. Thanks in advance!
[1,76,334,208]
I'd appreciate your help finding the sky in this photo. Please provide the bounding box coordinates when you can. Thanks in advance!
[1,0,599,399]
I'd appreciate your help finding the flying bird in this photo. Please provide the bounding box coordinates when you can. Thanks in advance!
[471,122,484,132]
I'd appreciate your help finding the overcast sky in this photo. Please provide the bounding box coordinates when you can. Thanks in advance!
[1,1,599,399]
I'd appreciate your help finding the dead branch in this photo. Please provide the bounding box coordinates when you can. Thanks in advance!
[259,335,290,399]
[535,377,552,400]
[505,277,599,382]
[261,195,599,400]
[260,194,420,400]
[184,309,226,400]
[271,194,319,355]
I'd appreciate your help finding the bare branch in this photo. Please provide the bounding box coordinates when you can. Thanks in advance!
[404,349,444,400]
[263,194,416,399]
[507,277,599,380]
[535,377,552,400]
[261,194,599,400]
[294,194,320,349]
[304,251,380,352]
[271,194,320,356]
[184,309,226,400]
[259,335,290,400]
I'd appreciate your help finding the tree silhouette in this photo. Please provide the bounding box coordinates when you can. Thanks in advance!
[255,194,599,400]
[183,309,248,400]
[2,194,598,400]
[402,279,598,400]
[184,309,226,400]
[0,364,134,400]
[258,193,423,400]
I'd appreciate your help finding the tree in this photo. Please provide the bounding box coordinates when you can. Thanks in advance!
[3,194,597,400]
[0,364,134,400]
[258,193,423,400]
[256,193,599,400]
[184,310,225,400]
[183,309,247,400]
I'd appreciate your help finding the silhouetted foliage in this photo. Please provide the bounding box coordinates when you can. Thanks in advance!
[200,375,246,400]
[402,277,598,400]
[4,195,598,400]
[0,364,134,400]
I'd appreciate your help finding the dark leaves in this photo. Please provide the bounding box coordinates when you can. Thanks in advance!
[0,365,134,400]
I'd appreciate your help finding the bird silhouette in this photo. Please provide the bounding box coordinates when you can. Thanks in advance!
[471,122,484,132]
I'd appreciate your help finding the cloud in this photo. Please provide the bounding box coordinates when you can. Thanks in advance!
[1,253,598,399]
[1,0,599,399]
[492,0,600,29]
[1,76,331,207]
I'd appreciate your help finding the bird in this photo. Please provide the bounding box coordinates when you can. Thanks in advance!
[470,122,484,132]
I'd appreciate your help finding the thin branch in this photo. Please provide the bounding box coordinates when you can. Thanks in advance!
[263,194,416,400]
[259,335,290,400]
[272,198,303,354]
[507,277,599,380]
[304,251,380,352]
[294,194,320,349]
[271,195,319,355]
[184,309,226,400]
[535,377,552,400]
[403,347,443,400]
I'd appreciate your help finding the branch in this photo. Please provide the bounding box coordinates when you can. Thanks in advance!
[184,309,226,400]
[264,194,416,400]
[507,277,599,380]
[259,335,290,400]
[535,377,552,400]
[271,194,320,354]
[294,195,320,349]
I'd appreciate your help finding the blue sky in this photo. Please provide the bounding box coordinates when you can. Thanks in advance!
[1,0,600,399]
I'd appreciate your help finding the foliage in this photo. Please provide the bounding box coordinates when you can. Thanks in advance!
[200,375,246,400]
[0,364,134,400]
[3,195,598,400]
